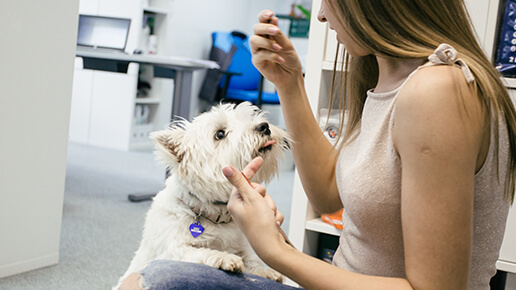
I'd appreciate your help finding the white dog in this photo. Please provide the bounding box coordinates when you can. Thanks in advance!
[116,102,290,288]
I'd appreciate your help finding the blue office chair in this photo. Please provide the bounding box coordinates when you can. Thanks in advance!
[199,31,280,107]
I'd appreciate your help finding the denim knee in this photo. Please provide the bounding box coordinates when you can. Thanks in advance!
[140,260,301,290]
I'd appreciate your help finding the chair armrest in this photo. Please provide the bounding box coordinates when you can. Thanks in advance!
[219,71,242,100]
[219,70,242,77]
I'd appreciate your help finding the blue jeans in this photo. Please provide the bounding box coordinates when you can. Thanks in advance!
[140,260,302,290]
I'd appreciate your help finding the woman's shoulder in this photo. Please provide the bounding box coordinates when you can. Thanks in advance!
[396,64,477,111]
[404,64,470,93]
[393,63,485,154]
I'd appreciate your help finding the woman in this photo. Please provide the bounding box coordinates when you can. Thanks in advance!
[224,0,516,289]
[121,0,515,289]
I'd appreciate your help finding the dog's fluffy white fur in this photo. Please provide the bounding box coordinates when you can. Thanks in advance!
[116,102,290,288]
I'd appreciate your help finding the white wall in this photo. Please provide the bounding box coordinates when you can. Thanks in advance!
[0,0,79,278]
[165,0,293,59]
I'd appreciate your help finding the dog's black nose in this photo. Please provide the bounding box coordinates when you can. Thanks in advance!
[256,122,271,136]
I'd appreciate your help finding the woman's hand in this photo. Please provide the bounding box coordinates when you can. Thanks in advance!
[249,180,285,227]
[251,10,303,89]
[224,157,288,260]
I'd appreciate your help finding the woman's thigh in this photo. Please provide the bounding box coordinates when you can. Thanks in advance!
[139,260,301,290]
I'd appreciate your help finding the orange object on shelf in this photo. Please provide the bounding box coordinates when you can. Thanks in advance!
[321,208,344,230]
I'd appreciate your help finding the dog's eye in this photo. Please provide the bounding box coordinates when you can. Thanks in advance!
[215,130,226,140]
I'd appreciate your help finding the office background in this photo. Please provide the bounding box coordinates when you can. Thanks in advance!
[1,0,516,289]
[0,0,304,288]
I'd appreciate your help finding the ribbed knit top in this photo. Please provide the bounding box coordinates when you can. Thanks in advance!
[332,44,511,289]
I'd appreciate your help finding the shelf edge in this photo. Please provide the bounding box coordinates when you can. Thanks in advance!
[143,7,168,15]
[496,260,516,274]
[305,218,342,236]
[135,98,161,104]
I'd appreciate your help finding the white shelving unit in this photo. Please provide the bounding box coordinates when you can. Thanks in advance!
[287,0,336,259]
[287,0,516,278]
[305,218,341,237]
[143,6,168,15]
[135,98,161,104]
[70,0,174,151]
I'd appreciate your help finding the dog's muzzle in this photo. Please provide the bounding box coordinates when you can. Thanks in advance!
[255,122,271,136]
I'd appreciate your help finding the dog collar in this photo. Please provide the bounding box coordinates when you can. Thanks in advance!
[187,205,231,239]
[190,205,232,224]
[188,192,228,206]
[181,194,232,224]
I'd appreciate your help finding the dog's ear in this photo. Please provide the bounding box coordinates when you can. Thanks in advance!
[150,127,185,163]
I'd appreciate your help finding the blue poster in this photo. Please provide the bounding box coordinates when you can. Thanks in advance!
[495,0,516,77]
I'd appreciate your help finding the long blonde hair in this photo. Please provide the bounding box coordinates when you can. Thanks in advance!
[327,0,516,203]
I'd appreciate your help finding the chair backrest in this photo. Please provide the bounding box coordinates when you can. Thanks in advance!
[215,31,261,91]
[199,31,263,103]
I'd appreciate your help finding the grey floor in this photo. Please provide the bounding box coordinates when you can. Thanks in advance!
[0,142,294,290]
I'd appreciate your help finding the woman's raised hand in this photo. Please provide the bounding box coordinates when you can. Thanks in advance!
[250,10,303,89]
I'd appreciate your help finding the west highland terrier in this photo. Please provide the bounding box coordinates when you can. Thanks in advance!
[116,102,290,288]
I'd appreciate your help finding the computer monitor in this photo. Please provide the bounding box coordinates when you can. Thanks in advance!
[77,15,131,51]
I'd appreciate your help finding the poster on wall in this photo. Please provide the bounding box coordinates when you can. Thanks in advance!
[495,0,516,77]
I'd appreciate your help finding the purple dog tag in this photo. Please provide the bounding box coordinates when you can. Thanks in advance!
[189,222,204,238]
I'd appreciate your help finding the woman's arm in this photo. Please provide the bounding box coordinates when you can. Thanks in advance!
[252,10,341,213]
[393,65,485,289]
[226,65,485,289]
[225,163,413,289]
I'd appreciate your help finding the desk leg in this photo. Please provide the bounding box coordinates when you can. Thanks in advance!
[172,70,194,120]
[128,69,195,202]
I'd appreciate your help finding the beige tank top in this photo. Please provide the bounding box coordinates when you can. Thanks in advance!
[332,44,511,289]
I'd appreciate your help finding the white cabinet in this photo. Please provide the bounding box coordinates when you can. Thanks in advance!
[88,64,139,150]
[70,59,174,151]
[69,0,174,151]
[287,0,516,276]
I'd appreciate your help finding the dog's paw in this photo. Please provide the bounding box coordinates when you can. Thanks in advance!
[248,267,284,283]
[205,253,245,273]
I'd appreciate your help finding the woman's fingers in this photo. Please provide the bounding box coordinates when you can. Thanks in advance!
[253,22,290,49]
[241,157,263,182]
[276,210,285,226]
[223,166,255,204]
[250,34,282,54]
[258,10,278,26]
[251,182,267,196]
[264,193,285,225]
[251,183,276,211]
[252,49,286,67]
[251,9,302,88]
[250,38,286,66]
[253,23,280,39]
[250,182,283,225]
